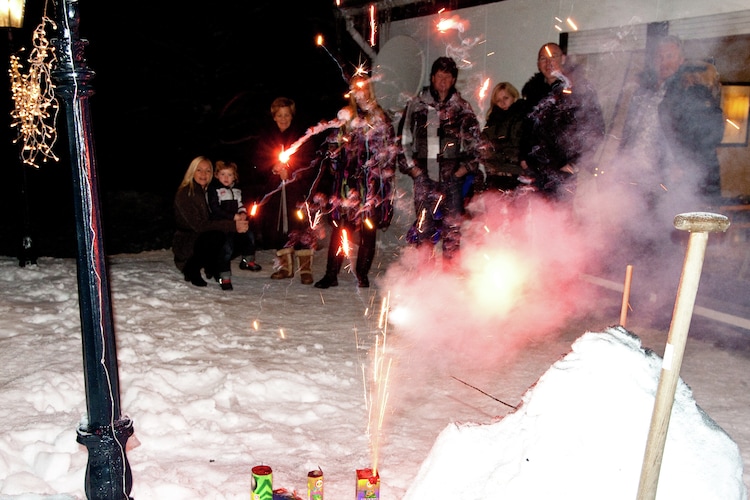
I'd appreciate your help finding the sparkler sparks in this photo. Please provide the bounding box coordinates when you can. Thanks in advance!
[436,14,468,34]
[315,34,348,84]
[362,293,393,476]
[433,195,443,215]
[417,208,427,231]
[339,229,351,257]
[368,4,377,47]
[478,77,490,101]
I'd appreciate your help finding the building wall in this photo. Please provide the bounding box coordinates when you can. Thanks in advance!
[377,0,750,197]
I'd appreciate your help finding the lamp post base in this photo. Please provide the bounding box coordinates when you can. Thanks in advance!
[76,418,134,500]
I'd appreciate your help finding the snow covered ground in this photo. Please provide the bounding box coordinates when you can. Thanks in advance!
[1,190,749,499]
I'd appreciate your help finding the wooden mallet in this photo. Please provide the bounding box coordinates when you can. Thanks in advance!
[636,212,730,500]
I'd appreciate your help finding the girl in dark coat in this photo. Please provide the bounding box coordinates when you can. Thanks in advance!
[313,76,397,289]
[481,82,528,192]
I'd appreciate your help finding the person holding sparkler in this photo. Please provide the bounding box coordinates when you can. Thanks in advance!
[519,43,605,202]
[313,74,398,289]
[251,97,317,251]
[398,56,483,268]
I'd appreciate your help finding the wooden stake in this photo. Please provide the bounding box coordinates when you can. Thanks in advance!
[619,264,633,326]
[636,212,730,500]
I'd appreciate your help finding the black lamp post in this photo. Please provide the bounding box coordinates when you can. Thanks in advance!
[50,1,133,498]
[1,0,35,267]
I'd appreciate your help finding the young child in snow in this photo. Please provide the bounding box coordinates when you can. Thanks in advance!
[206,160,261,289]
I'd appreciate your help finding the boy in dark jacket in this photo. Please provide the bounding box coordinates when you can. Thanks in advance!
[207,161,262,289]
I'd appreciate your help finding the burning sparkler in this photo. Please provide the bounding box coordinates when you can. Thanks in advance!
[316,34,348,84]
[478,77,490,100]
[338,228,351,257]
[368,4,377,47]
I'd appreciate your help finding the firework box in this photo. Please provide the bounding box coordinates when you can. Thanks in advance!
[356,468,380,499]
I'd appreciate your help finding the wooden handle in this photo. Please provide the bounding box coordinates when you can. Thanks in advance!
[636,212,730,499]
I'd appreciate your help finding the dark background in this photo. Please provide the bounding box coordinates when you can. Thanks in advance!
[1,0,365,259]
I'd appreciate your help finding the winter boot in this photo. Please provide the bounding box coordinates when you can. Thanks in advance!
[295,249,314,285]
[218,271,233,291]
[314,253,342,289]
[270,247,294,279]
[240,255,262,271]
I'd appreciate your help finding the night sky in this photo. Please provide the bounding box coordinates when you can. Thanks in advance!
[1,0,366,258]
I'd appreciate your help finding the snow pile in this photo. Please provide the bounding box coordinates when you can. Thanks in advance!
[404,326,746,500]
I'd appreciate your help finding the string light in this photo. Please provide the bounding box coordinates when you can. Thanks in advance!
[9,16,59,168]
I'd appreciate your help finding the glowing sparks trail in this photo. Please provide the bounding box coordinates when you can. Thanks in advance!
[303,201,323,230]
[339,229,351,257]
[436,14,468,33]
[316,34,348,84]
[255,117,345,209]
[478,77,490,101]
[417,208,427,232]
[278,119,344,164]
[433,195,443,215]
[369,5,377,47]
[363,293,393,476]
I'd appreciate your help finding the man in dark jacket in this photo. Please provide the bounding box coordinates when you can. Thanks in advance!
[520,43,605,202]
[619,35,724,225]
[398,56,482,266]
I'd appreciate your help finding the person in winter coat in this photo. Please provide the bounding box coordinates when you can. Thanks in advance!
[206,160,262,290]
[250,97,316,251]
[398,56,482,267]
[660,59,724,199]
[520,43,605,202]
[313,74,398,289]
[172,156,249,290]
[481,81,528,192]
[620,35,724,203]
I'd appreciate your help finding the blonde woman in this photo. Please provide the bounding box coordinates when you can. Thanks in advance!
[172,156,249,290]
[480,81,527,191]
